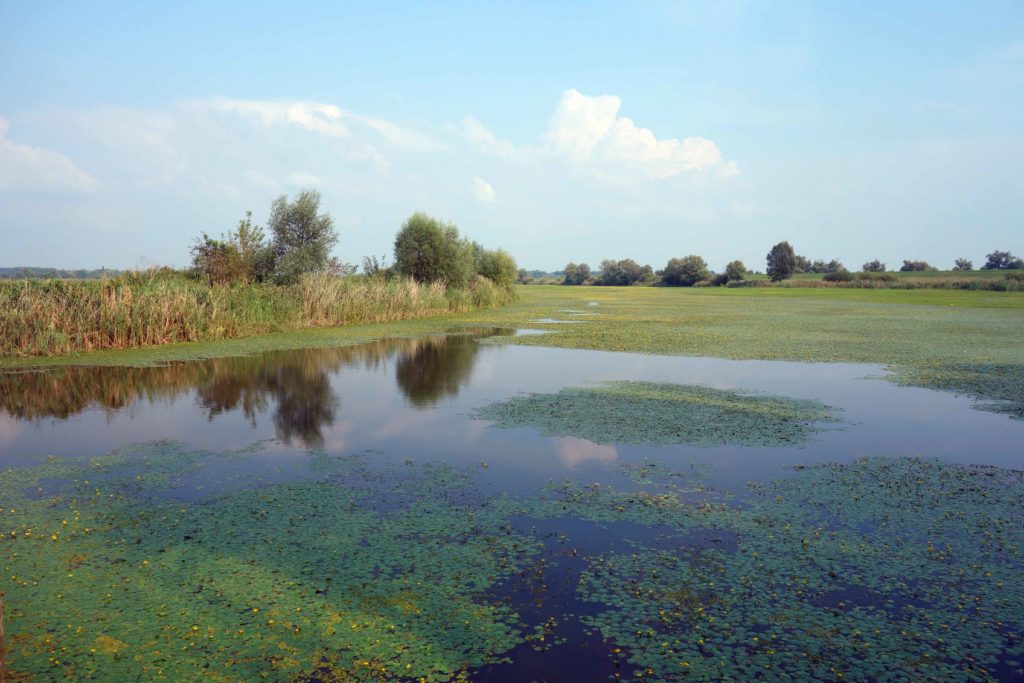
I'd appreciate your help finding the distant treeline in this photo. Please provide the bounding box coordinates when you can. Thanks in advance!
[524,247,1023,290]
[0,267,122,280]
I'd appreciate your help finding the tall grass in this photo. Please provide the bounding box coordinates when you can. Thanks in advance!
[0,271,516,357]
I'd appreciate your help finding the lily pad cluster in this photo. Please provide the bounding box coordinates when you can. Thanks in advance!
[529,457,1024,681]
[3,442,1023,681]
[475,381,839,447]
[0,443,540,682]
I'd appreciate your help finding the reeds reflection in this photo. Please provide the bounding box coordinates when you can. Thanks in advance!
[0,329,511,447]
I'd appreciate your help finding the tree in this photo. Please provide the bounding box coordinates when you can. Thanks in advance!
[724,260,746,282]
[596,258,650,286]
[809,259,828,274]
[660,255,710,286]
[477,248,518,288]
[268,190,339,284]
[393,212,474,287]
[900,260,937,272]
[563,263,580,285]
[766,242,797,282]
[953,258,973,271]
[794,255,812,273]
[862,259,886,272]
[982,250,1024,270]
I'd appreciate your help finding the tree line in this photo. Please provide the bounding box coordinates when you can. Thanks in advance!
[551,247,1022,287]
[190,190,516,289]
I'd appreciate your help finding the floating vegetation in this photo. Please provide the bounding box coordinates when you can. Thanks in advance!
[0,442,540,681]
[3,440,1024,681]
[475,381,839,447]
[533,457,1024,682]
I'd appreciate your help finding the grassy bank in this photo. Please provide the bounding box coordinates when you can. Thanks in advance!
[3,284,1023,418]
[0,271,514,357]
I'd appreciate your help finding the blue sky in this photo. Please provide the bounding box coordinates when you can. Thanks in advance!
[1,1,1021,272]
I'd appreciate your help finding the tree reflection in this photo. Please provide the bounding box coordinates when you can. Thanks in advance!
[0,329,510,445]
[394,329,509,408]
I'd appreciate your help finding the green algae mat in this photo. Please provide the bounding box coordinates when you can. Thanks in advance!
[474,381,839,447]
[3,442,1023,681]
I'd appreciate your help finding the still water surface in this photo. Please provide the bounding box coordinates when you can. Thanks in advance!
[2,329,1022,681]
[3,328,1021,491]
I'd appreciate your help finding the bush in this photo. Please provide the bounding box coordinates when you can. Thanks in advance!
[862,259,886,272]
[900,260,937,272]
[857,272,896,282]
[823,269,854,282]
[596,259,654,286]
[562,262,592,285]
[982,250,1024,270]
[477,248,518,288]
[953,258,973,271]
[393,212,475,288]
[724,260,746,282]
[661,255,710,286]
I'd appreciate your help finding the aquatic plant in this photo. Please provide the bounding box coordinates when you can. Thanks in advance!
[537,457,1024,682]
[475,381,839,447]
[0,442,539,681]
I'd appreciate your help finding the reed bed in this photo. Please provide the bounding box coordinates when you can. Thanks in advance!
[0,271,516,357]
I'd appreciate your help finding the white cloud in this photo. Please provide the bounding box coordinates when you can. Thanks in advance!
[244,169,281,190]
[286,171,324,187]
[205,98,350,137]
[458,116,533,161]
[471,176,496,203]
[0,115,97,193]
[199,97,443,151]
[347,113,444,152]
[462,88,738,182]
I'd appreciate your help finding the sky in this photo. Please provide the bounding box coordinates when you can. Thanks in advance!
[1,1,1022,272]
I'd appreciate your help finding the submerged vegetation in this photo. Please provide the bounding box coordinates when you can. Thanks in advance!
[475,381,838,447]
[2,441,1022,681]
[0,442,539,681]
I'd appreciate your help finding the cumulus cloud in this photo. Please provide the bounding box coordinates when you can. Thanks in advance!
[0,116,97,193]
[461,88,738,182]
[471,176,496,203]
[199,98,443,151]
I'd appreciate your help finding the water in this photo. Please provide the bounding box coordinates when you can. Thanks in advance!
[2,329,1023,681]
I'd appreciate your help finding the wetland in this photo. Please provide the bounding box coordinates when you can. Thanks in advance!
[2,287,1024,681]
